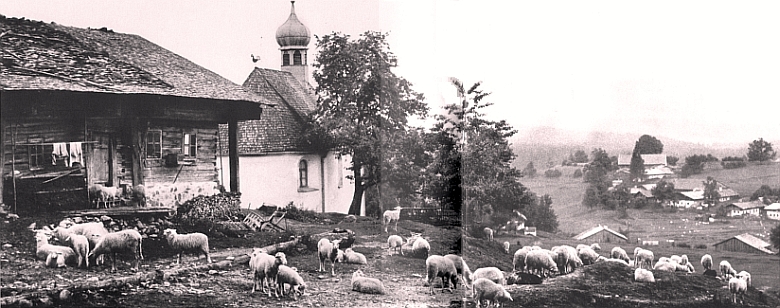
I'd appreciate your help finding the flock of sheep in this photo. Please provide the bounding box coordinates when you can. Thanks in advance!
[31,218,212,272]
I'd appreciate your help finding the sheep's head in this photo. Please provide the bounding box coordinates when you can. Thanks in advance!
[352,269,365,279]
[331,240,342,253]
[58,219,75,228]
[249,247,267,258]
[162,229,177,238]
[274,252,287,265]
[591,243,601,251]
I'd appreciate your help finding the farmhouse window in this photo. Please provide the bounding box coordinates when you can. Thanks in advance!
[146,130,162,158]
[183,133,197,157]
[282,53,290,66]
[299,159,308,188]
[293,51,302,65]
[28,144,46,168]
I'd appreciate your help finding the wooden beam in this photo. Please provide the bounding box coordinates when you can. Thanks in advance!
[130,119,143,186]
[228,119,239,193]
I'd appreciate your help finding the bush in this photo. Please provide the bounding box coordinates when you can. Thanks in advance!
[722,160,747,169]
[694,244,707,249]
[544,169,562,178]
[284,202,320,223]
[675,242,691,248]
[176,192,244,232]
[572,169,583,178]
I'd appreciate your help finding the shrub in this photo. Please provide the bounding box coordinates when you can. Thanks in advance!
[722,160,747,169]
[284,202,320,223]
[694,244,707,249]
[676,242,691,248]
[176,192,244,232]
[572,169,583,178]
[544,168,562,178]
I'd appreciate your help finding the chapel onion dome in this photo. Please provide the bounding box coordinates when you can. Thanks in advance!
[275,1,311,49]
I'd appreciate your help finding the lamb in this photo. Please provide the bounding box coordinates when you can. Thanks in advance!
[502,241,510,254]
[700,254,713,270]
[387,235,404,255]
[634,268,655,283]
[248,249,287,298]
[719,260,737,279]
[577,246,599,265]
[472,278,513,308]
[276,265,306,300]
[483,227,494,241]
[610,247,631,264]
[162,229,212,265]
[736,270,751,288]
[317,238,341,276]
[51,227,89,268]
[351,269,385,294]
[382,206,402,233]
[471,267,505,285]
[45,252,66,268]
[88,229,143,271]
[525,249,559,277]
[34,231,76,266]
[425,255,459,294]
[729,276,748,304]
[633,247,654,270]
[444,254,473,288]
[339,248,368,265]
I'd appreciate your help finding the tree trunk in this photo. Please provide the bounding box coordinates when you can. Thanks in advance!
[347,161,364,215]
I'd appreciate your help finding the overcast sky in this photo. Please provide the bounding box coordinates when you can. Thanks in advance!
[3,1,780,146]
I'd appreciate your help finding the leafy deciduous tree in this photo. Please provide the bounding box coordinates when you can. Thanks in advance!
[747,138,776,163]
[635,134,664,154]
[702,176,720,207]
[652,180,677,207]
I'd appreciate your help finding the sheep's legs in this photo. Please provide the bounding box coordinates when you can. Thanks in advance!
[177,252,182,265]
[331,261,336,276]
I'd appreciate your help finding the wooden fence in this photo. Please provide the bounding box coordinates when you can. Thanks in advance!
[400,207,461,226]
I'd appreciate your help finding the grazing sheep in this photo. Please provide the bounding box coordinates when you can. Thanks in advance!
[719,260,737,279]
[472,278,513,308]
[513,247,531,272]
[162,229,212,265]
[670,255,682,264]
[351,269,385,294]
[577,246,600,265]
[317,238,341,276]
[276,265,306,300]
[700,254,713,270]
[680,255,689,266]
[412,237,431,258]
[444,254,473,288]
[34,231,76,266]
[471,267,505,285]
[610,247,631,264]
[597,256,629,266]
[552,245,581,274]
[425,255,459,294]
[653,260,691,273]
[382,206,402,233]
[387,235,404,255]
[249,249,288,298]
[525,249,559,277]
[729,276,748,304]
[736,271,751,288]
[657,257,671,264]
[502,241,510,254]
[633,247,654,270]
[576,243,601,251]
[88,229,143,271]
[483,227,494,241]
[634,268,655,283]
[339,248,368,265]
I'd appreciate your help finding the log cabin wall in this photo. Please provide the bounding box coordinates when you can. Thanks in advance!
[140,120,220,185]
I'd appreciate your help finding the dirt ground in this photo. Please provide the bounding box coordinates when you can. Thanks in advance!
[2,212,780,308]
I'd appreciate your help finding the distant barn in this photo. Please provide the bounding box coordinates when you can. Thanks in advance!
[713,233,776,254]
[573,225,628,243]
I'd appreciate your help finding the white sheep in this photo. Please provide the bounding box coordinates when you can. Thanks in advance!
[472,278,513,308]
[276,265,306,300]
[525,249,559,277]
[387,235,404,255]
[577,246,599,265]
[502,241,510,254]
[634,268,655,283]
[249,249,287,298]
[736,270,751,288]
[719,260,737,279]
[351,269,385,294]
[552,245,581,274]
[425,255,459,294]
[412,237,430,258]
[513,247,531,272]
[317,238,341,276]
[610,247,630,264]
[162,229,212,265]
[597,256,629,266]
[45,251,66,268]
[34,231,76,266]
[339,248,368,265]
[576,243,601,251]
[382,206,402,233]
[670,255,682,264]
[700,254,713,270]
[680,255,689,266]
[657,257,671,264]
[653,260,690,273]
[483,227,494,241]
[471,267,505,285]
[341,214,357,224]
[729,276,748,304]
[444,254,473,288]
[63,234,90,268]
[633,247,654,270]
[55,222,108,265]
[88,229,143,271]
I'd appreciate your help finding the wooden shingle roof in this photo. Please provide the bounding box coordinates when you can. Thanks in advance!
[1,15,265,105]
[573,225,627,241]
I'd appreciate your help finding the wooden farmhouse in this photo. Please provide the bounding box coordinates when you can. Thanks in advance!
[724,201,765,217]
[713,233,776,255]
[573,225,628,243]
[1,16,267,214]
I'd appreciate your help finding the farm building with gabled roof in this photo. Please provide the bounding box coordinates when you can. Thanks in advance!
[713,233,776,254]
[573,225,628,243]
[1,15,267,213]
[724,201,765,217]
[765,203,780,220]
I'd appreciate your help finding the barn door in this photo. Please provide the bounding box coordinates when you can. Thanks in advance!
[87,132,115,187]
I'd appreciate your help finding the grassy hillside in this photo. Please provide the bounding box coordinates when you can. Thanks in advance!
[686,162,780,197]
